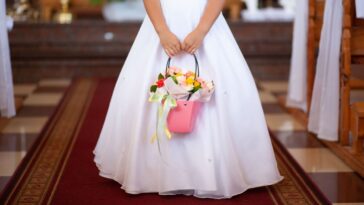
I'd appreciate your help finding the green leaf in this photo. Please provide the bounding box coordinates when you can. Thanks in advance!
[158,73,164,80]
[191,85,202,93]
[150,85,157,93]
[171,76,178,84]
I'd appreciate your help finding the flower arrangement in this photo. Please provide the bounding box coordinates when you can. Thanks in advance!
[149,67,215,102]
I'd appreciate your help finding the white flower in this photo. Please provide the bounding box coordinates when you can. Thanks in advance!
[182,84,194,92]
[176,75,186,84]
[206,81,215,90]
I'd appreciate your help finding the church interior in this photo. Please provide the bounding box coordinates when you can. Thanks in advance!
[1,0,364,204]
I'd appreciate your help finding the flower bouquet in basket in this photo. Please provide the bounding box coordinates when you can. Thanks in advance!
[149,54,215,143]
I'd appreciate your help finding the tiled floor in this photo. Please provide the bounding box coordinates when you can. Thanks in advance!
[1,78,364,204]
[288,148,352,173]
[0,151,26,176]
[23,93,63,106]
[265,114,306,131]
[0,78,71,193]
[260,81,364,205]
[1,117,49,134]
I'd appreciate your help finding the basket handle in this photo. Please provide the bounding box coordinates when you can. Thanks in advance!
[165,53,200,79]
[164,54,200,101]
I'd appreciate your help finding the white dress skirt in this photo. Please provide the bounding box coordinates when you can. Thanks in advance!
[93,0,283,199]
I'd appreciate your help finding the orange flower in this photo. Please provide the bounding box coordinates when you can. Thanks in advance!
[185,71,195,78]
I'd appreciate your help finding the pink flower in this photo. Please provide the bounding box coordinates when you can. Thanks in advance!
[197,77,204,83]
[167,67,176,75]
[174,67,182,74]
[168,67,182,75]
[185,71,195,78]
[201,81,207,88]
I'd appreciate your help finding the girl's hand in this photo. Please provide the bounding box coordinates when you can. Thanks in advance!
[182,28,207,54]
[158,30,182,57]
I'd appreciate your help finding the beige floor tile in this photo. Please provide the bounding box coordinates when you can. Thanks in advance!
[260,81,288,93]
[259,91,278,103]
[288,148,353,173]
[38,78,71,87]
[0,151,26,176]
[1,117,48,134]
[13,84,37,96]
[265,114,305,131]
[23,93,63,106]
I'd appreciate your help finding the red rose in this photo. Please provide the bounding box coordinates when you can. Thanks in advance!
[156,79,164,88]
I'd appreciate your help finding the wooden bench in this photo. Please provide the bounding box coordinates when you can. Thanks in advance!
[351,102,364,153]
[307,0,325,112]
[307,0,364,149]
[340,0,364,146]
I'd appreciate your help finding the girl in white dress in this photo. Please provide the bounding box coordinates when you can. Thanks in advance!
[93,0,283,199]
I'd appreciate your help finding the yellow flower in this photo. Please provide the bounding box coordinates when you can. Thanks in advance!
[194,81,200,87]
[186,77,195,85]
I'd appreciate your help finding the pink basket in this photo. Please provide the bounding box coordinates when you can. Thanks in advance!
[167,100,201,133]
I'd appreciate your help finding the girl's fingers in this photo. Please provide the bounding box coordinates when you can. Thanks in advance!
[173,44,180,53]
[170,50,176,56]
[166,44,176,55]
[188,47,195,54]
[172,46,179,56]
[170,46,178,55]
[191,43,200,53]
[186,43,195,53]
[165,49,173,57]
[175,42,182,51]
[184,42,192,52]
[166,38,199,56]
[181,42,186,50]
[182,39,189,48]
[165,51,171,57]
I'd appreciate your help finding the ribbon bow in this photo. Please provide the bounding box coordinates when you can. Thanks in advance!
[149,93,177,143]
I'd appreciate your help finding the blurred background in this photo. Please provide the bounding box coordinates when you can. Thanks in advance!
[3,1,364,204]
[5,0,296,83]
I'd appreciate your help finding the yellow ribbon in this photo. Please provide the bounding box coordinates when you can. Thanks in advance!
[149,93,177,143]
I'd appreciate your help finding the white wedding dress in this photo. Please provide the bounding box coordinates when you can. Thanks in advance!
[93,0,283,199]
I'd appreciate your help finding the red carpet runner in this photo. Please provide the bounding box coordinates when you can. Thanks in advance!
[0,78,330,205]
